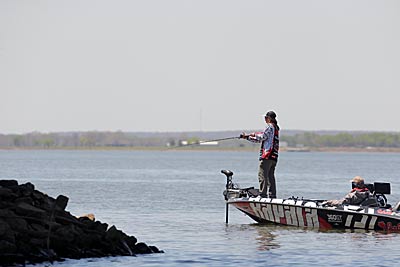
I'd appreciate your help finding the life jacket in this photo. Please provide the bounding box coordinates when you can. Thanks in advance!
[351,187,369,193]
[260,124,279,161]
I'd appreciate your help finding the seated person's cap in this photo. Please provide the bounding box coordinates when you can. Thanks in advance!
[350,176,365,184]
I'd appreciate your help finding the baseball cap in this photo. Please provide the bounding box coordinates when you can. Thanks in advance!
[263,111,276,119]
[350,176,365,185]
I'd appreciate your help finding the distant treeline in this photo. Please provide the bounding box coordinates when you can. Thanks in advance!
[1,131,400,148]
[0,131,218,148]
[281,132,400,148]
[0,132,169,148]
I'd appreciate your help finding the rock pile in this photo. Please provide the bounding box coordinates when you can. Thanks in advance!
[0,180,162,266]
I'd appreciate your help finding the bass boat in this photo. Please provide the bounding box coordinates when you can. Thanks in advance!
[222,170,400,231]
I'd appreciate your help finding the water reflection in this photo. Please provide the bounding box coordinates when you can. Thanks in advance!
[229,222,400,254]
[251,224,280,251]
[318,227,400,236]
[224,223,280,251]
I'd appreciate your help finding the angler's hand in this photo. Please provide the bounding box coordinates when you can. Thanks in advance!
[321,201,330,207]
[239,133,248,139]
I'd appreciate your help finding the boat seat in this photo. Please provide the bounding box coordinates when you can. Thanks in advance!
[247,188,260,197]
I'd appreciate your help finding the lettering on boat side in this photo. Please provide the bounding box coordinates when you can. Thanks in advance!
[327,214,342,223]
[376,209,393,215]
[345,214,377,230]
[249,202,319,228]
[378,221,400,231]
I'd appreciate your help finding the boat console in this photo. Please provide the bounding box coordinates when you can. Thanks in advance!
[358,182,391,208]
[361,182,391,195]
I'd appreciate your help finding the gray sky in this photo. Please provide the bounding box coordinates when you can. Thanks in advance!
[1,0,399,134]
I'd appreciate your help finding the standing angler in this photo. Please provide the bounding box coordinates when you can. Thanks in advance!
[240,111,280,198]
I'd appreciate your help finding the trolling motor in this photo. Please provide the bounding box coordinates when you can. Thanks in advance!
[222,169,234,199]
[221,170,234,224]
[221,170,250,223]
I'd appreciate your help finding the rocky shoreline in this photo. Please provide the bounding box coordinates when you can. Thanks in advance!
[0,180,162,266]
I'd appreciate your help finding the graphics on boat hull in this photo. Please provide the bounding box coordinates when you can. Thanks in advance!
[229,197,400,231]
[222,169,400,231]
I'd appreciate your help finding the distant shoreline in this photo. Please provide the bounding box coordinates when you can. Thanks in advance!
[2,146,400,153]
[3,131,400,152]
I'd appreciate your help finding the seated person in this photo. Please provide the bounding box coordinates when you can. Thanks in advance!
[324,176,370,207]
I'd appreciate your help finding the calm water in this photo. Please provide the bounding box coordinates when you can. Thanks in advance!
[1,150,400,266]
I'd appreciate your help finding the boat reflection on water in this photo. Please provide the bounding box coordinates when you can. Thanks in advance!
[224,223,280,251]
[251,224,280,251]
[259,222,400,250]
[321,228,400,242]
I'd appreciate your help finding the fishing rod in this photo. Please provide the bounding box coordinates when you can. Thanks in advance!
[167,136,240,149]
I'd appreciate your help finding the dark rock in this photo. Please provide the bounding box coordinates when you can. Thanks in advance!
[76,232,102,249]
[105,226,139,256]
[125,235,137,248]
[15,196,34,205]
[55,210,82,225]
[55,195,69,211]
[24,227,49,239]
[0,219,10,236]
[106,225,127,242]
[81,248,105,258]
[17,238,36,255]
[32,189,45,201]
[0,254,25,266]
[0,208,16,218]
[0,218,16,244]
[6,216,28,232]
[78,213,95,222]
[29,238,46,247]
[78,216,93,225]
[133,242,153,254]
[19,182,35,196]
[29,248,60,264]
[0,187,17,199]
[34,192,57,212]
[120,240,134,256]
[15,202,46,219]
[54,224,77,244]
[0,180,18,188]
[90,221,108,233]
[0,180,162,266]
[0,240,17,254]
[47,221,62,232]
[149,245,163,253]
[30,223,47,232]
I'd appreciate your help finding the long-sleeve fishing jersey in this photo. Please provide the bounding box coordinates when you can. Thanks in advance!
[247,123,279,161]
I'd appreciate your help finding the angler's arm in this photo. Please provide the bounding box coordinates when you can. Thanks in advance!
[240,131,265,143]
[247,132,265,143]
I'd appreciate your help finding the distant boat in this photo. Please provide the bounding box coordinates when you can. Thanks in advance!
[286,147,310,152]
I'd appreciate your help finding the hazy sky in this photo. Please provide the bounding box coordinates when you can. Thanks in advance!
[1,0,399,134]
